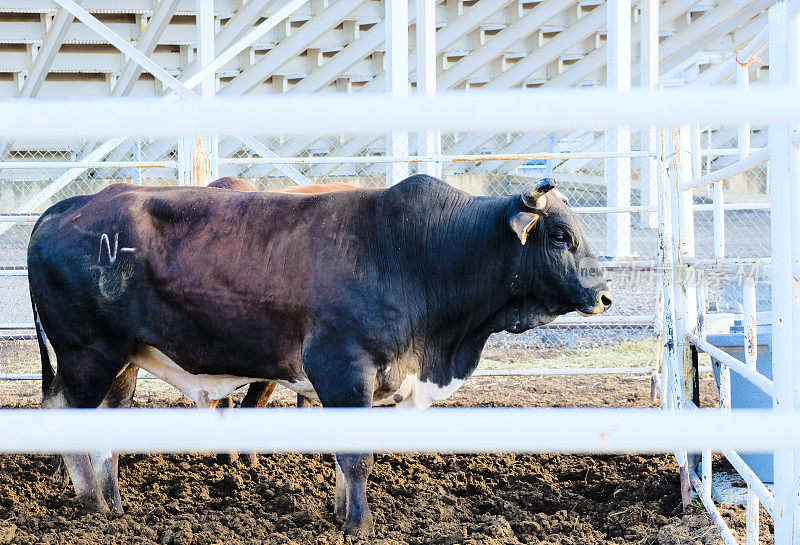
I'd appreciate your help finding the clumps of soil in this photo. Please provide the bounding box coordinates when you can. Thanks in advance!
[0,448,736,545]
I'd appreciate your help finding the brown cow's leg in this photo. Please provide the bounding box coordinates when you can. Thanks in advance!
[237,382,277,466]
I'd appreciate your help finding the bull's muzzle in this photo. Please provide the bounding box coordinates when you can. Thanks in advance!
[578,291,612,316]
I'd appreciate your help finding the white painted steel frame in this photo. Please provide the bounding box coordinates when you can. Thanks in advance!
[663,4,800,542]
[385,0,408,185]
[0,409,798,455]
[0,15,799,545]
[5,88,800,140]
[605,0,632,258]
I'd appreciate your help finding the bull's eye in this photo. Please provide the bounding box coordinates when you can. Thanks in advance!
[553,232,569,247]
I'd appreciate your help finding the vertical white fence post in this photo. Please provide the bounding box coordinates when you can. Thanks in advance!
[768,3,799,542]
[386,0,409,186]
[745,487,760,545]
[737,62,751,161]
[605,0,631,258]
[664,127,690,507]
[640,0,659,229]
[669,125,697,510]
[713,179,725,259]
[196,0,218,185]
[178,136,192,185]
[416,0,440,178]
[743,277,757,371]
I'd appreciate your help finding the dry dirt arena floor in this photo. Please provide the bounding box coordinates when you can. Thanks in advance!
[0,342,774,545]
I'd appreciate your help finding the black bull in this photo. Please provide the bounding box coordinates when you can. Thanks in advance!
[28,174,610,537]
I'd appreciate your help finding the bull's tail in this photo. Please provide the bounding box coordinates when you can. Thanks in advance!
[31,300,54,396]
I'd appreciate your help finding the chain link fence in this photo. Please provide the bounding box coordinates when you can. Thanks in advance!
[0,126,772,374]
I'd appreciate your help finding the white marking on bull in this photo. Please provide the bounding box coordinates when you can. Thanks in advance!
[399,375,464,409]
[376,374,465,409]
[274,377,320,402]
[98,233,135,265]
[129,344,263,406]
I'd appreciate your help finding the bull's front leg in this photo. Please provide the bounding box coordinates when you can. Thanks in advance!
[334,452,374,536]
[304,337,376,538]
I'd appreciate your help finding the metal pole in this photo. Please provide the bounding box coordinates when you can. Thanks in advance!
[386,0,409,186]
[178,136,191,185]
[640,0,659,229]
[713,180,725,259]
[737,63,751,161]
[670,125,697,511]
[605,0,632,257]
[743,277,757,371]
[133,138,142,185]
[786,1,800,538]
[196,0,218,183]
[768,4,798,542]
[416,0,440,178]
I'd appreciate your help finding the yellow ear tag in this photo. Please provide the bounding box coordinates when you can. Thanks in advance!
[520,215,539,245]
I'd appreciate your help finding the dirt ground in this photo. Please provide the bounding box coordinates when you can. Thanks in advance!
[0,341,773,545]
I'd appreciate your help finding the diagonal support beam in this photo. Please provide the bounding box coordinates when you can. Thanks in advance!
[545,0,700,88]
[237,136,312,185]
[20,5,79,98]
[485,5,607,89]
[633,0,770,83]
[440,0,569,89]
[182,0,309,91]
[53,0,196,99]
[221,0,366,96]
[180,0,277,79]
[113,0,181,97]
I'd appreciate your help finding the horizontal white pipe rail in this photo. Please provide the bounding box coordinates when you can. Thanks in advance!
[2,89,800,140]
[0,203,769,224]
[223,151,651,165]
[680,148,770,190]
[0,323,33,330]
[2,366,714,382]
[702,147,767,156]
[473,366,713,377]
[0,215,39,222]
[0,161,177,169]
[688,333,774,397]
[0,408,798,454]
[0,312,653,329]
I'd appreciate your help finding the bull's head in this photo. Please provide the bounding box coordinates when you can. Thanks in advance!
[509,178,612,317]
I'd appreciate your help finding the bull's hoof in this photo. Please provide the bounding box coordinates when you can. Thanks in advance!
[334,505,346,524]
[79,492,110,514]
[50,457,70,486]
[341,512,374,538]
[242,452,259,467]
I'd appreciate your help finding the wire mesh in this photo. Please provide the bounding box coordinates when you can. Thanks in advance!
[4,125,773,364]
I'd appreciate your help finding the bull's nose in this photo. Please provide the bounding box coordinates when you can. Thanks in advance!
[599,291,612,310]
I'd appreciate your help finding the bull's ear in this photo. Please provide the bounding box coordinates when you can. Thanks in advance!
[510,211,540,245]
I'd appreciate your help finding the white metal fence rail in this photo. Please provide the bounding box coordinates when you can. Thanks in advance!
[0,17,799,545]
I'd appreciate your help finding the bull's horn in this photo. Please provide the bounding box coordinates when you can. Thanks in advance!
[521,178,557,210]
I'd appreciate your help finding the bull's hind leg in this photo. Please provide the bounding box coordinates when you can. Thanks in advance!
[43,376,109,512]
[93,363,139,512]
[304,341,376,538]
[42,346,130,513]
